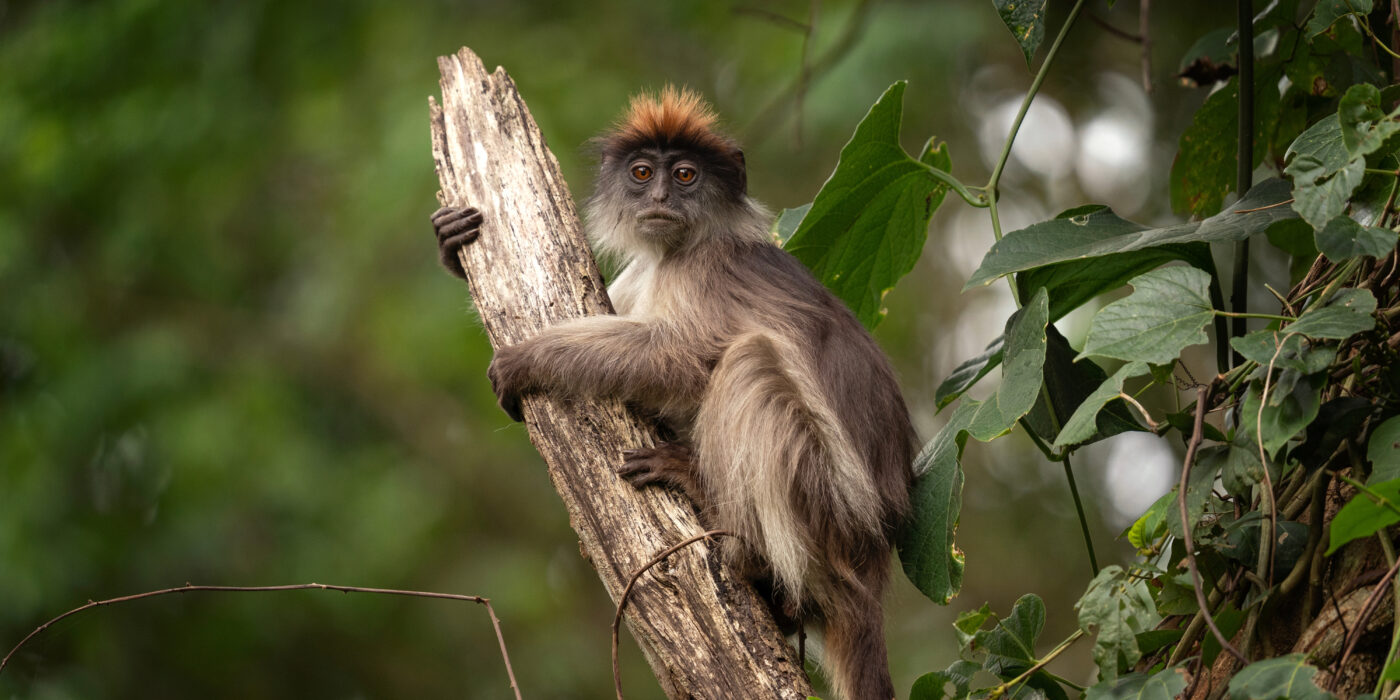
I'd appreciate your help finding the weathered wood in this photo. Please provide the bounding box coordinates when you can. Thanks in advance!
[429,47,812,699]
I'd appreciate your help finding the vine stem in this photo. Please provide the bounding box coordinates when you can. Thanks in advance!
[1,583,522,700]
[1231,0,1255,367]
[1179,386,1250,665]
[984,0,1089,243]
[1215,310,1296,322]
[988,629,1085,699]
[1376,535,1400,698]
[1063,453,1101,575]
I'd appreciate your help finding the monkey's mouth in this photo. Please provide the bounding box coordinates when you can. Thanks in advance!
[637,209,683,223]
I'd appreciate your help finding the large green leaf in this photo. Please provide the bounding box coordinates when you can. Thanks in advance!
[1286,288,1377,339]
[1076,565,1160,682]
[1228,654,1336,700]
[899,291,1050,602]
[1328,478,1400,554]
[935,337,1003,410]
[910,660,979,700]
[975,594,1045,677]
[1051,361,1150,448]
[967,178,1295,290]
[784,82,953,328]
[1315,214,1399,261]
[1170,71,1282,218]
[994,0,1047,67]
[1078,267,1214,364]
[1368,416,1400,484]
[1086,669,1188,700]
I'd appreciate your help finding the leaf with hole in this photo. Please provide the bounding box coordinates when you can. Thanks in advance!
[993,0,1047,67]
[1368,416,1400,484]
[967,178,1293,290]
[784,82,954,328]
[1078,267,1214,365]
[1338,83,1400,157]
[1076,565,1161,682]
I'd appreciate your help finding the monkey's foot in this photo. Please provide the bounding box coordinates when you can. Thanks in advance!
[618,442,700,503]
[431,205,484,279]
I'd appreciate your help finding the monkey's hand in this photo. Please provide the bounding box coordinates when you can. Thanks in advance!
[617,442,702,504]
[431,205,484,279]
[486,345,530,422]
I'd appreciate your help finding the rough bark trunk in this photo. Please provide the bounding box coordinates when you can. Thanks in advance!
[428,47,813,700]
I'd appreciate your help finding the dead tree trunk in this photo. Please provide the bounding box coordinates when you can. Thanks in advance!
[428,47,813,699]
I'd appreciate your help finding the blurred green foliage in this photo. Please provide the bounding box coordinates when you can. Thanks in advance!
[0,0,1237,697]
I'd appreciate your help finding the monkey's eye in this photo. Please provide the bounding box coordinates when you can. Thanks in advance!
[630,164,653,182]
[673,167,697,184]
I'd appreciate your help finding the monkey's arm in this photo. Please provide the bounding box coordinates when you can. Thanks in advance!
[488,316,711,421]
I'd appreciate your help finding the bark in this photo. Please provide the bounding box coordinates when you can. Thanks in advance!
[428,47,812,699]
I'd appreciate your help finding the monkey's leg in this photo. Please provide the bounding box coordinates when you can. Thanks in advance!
[430,205,484,279]
[617,442,705,505]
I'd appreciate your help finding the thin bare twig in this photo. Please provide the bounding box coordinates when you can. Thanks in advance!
[1118,392,1160,430]
[1,582,522,700]
[1179,386,1250,664]
[613,530,732,700]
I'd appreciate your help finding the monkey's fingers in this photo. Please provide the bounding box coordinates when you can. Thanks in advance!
[433,207,484,239]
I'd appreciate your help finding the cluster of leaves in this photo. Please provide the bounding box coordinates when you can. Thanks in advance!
[779,1,1400,698]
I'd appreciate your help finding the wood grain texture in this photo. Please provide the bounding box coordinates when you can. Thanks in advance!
[429,47,812,699]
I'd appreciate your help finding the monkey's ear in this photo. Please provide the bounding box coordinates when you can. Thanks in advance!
[732,149,747,196]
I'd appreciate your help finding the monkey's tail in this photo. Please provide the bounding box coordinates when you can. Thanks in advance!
[822,589,896,700]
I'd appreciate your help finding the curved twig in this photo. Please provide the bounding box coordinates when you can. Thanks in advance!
[1179,386,1250,665]
[613,530,732,700]
[1,583,521,700]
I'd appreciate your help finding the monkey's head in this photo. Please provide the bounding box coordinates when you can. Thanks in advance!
[587,86,752,257]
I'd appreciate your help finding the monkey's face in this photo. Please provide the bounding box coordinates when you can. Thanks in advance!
[597,146,745,249]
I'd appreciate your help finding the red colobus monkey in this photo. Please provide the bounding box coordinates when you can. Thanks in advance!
[432,87,914,700]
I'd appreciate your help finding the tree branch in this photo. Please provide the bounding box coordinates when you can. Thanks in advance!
[428,47,811,699]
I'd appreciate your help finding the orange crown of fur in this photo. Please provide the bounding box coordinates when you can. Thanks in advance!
[600,86,739,159]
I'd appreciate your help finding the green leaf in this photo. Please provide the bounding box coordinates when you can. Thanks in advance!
[1314,215,1398,262]
[954,602,995,650]
[1171,72,1283,218]
[1307,0,1374,37]
[1167,443,1229,539]
[935,337,1003,410]
[1228,654,1336,700]
[1286,288,1377,339]
[1086,668,1187,700]
[1052,361,1150,448]
[994,0,1047,67]
[1026,326,1143,446]
[1240,374,1324,456]
[910,660,979,700]
[899,290,1050,602]
[898,404,971,604]
[1134,630,1184,657]
[1078,267,1214,365]
[962,289,1050,440]
[773,203,811,245]
[967,178,1295,290]
[975,594,1045,676]
[1287,114,1350,173]
[1338,83,1400,157]
[1230,330,1338,375]
[1382,657,1400,682]
[1126,490,1174,552]
[784,82,954,328]
[1076,565,1160,682]
[1367,416,1400,484]
[1289,155,1366,230]
[1327,478,1400,554]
